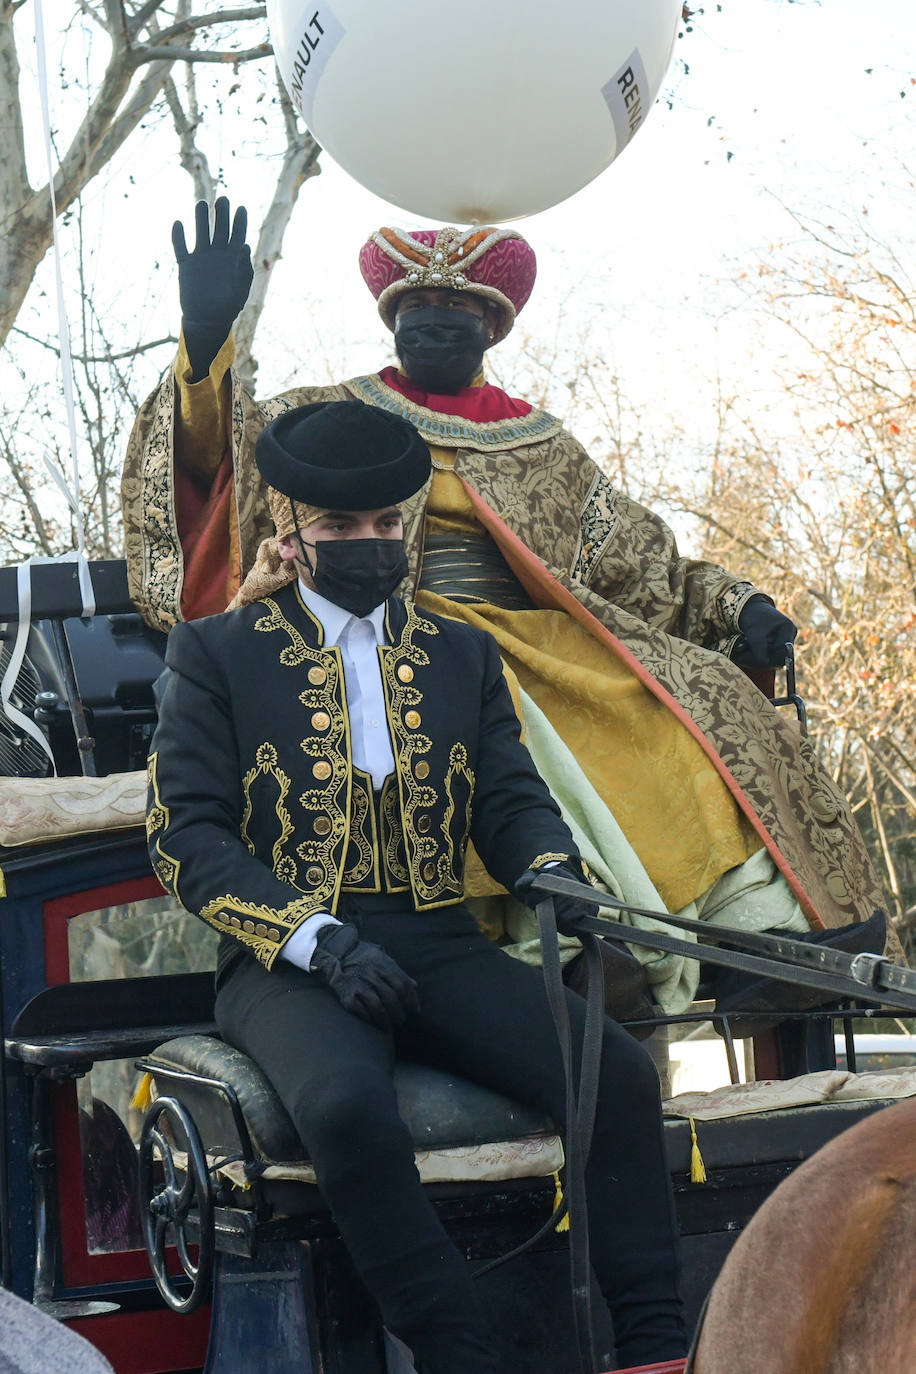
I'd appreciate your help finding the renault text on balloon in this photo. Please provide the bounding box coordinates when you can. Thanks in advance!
[290,11,326,101]
[617,66,644,141]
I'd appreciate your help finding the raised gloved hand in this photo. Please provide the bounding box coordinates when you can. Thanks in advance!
[172,197,253,379]
[514,861,599,936]
[734,596,798,668]
[309,922,420,1030]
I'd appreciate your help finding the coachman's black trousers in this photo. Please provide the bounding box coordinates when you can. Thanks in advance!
[215,894,686,1372]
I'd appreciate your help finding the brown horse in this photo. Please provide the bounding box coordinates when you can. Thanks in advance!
[691,1096,916,1374]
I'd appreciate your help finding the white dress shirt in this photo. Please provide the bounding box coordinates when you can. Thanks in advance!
[281,581,393,971]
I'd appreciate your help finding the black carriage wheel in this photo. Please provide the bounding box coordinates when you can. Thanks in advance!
[138,1096,214,1313]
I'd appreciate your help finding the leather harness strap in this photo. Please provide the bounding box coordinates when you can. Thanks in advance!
[537,899,606,1374]
[530,872,916,1016]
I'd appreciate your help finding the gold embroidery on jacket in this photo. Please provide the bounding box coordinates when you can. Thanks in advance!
[250,589,351,905]
[198,893,317,969]
[295,643,351,911]
[146,751,182,895]
[381,775,410,889]
[145,751,168,841]
[275,856,298,884]
[248,592,354,910]
[381,605,472,905]
[240,742,295,874]
[342,769,380,891]
[380,606,443,899]
[429,741,475,902]
[530,852,574,871]
[254,596,312,666]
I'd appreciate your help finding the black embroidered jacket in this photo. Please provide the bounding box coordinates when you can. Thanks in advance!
[147,582,577,970]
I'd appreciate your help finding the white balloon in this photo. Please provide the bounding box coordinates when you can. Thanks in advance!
[268,0,682,223]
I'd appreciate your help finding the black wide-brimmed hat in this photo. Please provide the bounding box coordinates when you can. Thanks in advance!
[255,400,431,508]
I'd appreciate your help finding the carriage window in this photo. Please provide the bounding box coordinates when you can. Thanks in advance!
[68,893,218,982]
[68,896,217,1253]
[77,1065,146,1254]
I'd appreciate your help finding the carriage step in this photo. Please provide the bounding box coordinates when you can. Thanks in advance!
[184,1206,257,1258]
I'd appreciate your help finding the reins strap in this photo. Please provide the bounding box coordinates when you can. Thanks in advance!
[575,932,605,1150]
[537,899,605,1374]
[532,872,916,1015]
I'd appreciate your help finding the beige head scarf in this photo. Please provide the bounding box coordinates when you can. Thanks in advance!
[226,487,329,611]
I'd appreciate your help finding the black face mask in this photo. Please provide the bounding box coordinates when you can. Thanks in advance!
[300,537,409,618]
[394,306,490,392]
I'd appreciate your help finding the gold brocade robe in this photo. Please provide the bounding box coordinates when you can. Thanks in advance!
[121,350,887,937]
[419,456,761,915]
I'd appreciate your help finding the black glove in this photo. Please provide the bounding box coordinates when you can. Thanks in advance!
[172,197,253,380]
[514,861,599,936]
[734,596,798,668]
[309,922,419,1030]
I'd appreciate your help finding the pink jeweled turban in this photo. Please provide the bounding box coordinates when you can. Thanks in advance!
[358,226,537,345]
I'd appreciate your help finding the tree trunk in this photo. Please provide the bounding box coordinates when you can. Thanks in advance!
[0,202,53,350]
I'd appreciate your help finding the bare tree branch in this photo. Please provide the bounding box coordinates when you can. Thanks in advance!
[0,409,55,556]
[134,6,267,45]
[134,42,270,64]
[234,71,321,386]
[163,67,215,203]
[81,58,175,184]
[9,325,178,361]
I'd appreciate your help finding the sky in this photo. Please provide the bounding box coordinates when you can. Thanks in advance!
[8,0,916,541]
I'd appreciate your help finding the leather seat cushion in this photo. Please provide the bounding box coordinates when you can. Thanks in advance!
[146,1035,555,1163]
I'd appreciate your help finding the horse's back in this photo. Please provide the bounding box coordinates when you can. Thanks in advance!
[694,1096,916,1374]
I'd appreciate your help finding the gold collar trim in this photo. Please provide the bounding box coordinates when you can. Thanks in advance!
[342,374,563,451]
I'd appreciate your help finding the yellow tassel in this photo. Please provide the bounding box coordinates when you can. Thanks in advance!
[689,1116,707,1184]
[130,1072,154,1113]
[552,1171,570,1232]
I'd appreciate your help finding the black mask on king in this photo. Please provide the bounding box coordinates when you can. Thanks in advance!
[394,306,491,393]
